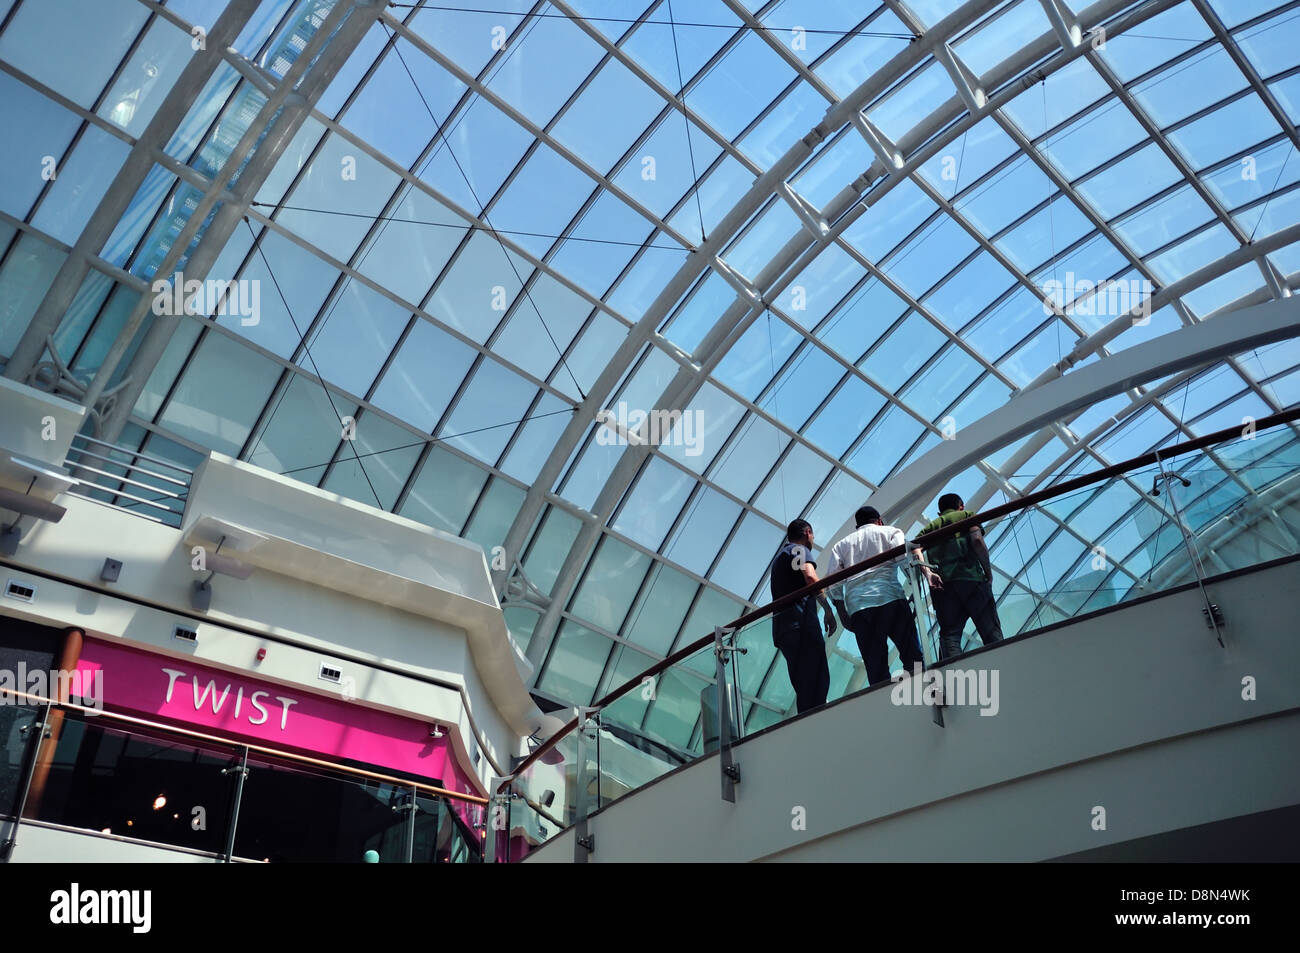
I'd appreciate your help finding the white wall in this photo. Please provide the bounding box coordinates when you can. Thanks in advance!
[0,382,546,791]
[527,558,1300,862]
[8,823,222,863]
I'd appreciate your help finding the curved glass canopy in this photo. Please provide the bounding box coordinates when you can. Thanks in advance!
[2,0,1299,749]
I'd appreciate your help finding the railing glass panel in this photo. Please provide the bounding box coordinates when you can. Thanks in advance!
[497,416,1300,858]
[29,707,237,855]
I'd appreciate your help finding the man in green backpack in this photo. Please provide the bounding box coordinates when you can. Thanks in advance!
[914,492,1003,660]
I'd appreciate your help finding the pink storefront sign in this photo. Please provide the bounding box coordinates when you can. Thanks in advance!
[75,638,485,805]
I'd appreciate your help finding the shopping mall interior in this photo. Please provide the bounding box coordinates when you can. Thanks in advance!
[1,0,1299,864]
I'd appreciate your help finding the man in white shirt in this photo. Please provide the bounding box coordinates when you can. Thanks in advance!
[825,506,925,686]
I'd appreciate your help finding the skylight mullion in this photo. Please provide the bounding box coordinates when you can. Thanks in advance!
[833,235,1015,389]
[909,171,1091,344]
[1089,49,1250,245]
[288,95,649,332]
[718,0,840,104]
[243,205,580,409]
[547,0,764,175]
[993,111,1158,293]
[380,15,697,252]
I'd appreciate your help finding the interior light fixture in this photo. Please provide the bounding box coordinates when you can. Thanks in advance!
[189,533,255,611]
[0,456,78,556]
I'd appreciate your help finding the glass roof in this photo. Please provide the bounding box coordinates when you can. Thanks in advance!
[3,0,1300,753]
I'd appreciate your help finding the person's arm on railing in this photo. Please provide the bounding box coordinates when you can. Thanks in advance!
[801,551,837,639]
[818,590,837,639]
[823,542,851,634]
[969,523,993,582]
[831,597,853,630]
[910,533,944,591]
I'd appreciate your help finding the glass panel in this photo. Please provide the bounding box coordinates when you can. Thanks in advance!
[521,505,584,597]
[0,703,41,819]
[0,0,149,108]
[98,16,194,136]
[340,42,460,170]
[134,316,203,419]
[234,756,414,863]
[613,456,695,551]
[414,792,483,864]
[31,709,236,856]
[461,476,526,558]
[354,186,468,307]
[552,58,664,172]
[247,374,351,482]
[426,232,531,345]
[593,715,682,816]
[69,284,145,381]
[0,232,68,359]
[623,563,698,655]
[499,392,574,484]
[711,509,784,601]
[50,269,114,364]
[302,281,409,398]
[639,641,714,754]
[101,165,177,268]
[278,133,402,263]
[31,123,129,249]
[320,409,422,510]
[569,536,651,634]
[0,73,81,220]
[662,486,741,577]
[370,318,478,433]
[438,362,536,466]
[507,730,575,855]
[398,446,490,537]
[158,330,281,456]
[537,620,615,706]
[226,228,339,359]
[165,63,241,164]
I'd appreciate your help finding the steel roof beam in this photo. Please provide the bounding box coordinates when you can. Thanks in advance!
[97,0,388,440]
[2,0,263,384]
[510,0,1176,671]
[858,293,1300,522]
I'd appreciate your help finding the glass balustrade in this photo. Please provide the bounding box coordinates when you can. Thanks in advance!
[6,422,1295,863]
[497,419,1300,856]
[0,697,485,863]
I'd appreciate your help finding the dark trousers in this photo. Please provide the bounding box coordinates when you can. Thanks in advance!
[848,599,924,686]
[934,579,1003,660]
[773,607,829,714]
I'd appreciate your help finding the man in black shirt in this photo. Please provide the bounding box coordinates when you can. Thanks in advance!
[770,519,837,714]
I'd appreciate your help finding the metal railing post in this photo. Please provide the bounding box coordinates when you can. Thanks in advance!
[220,746,249,863]
[905,551,945,726]
[714,626,744,802]
[572,707,598,862]
[1154,451,1226,647]
[484,784,511,864]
